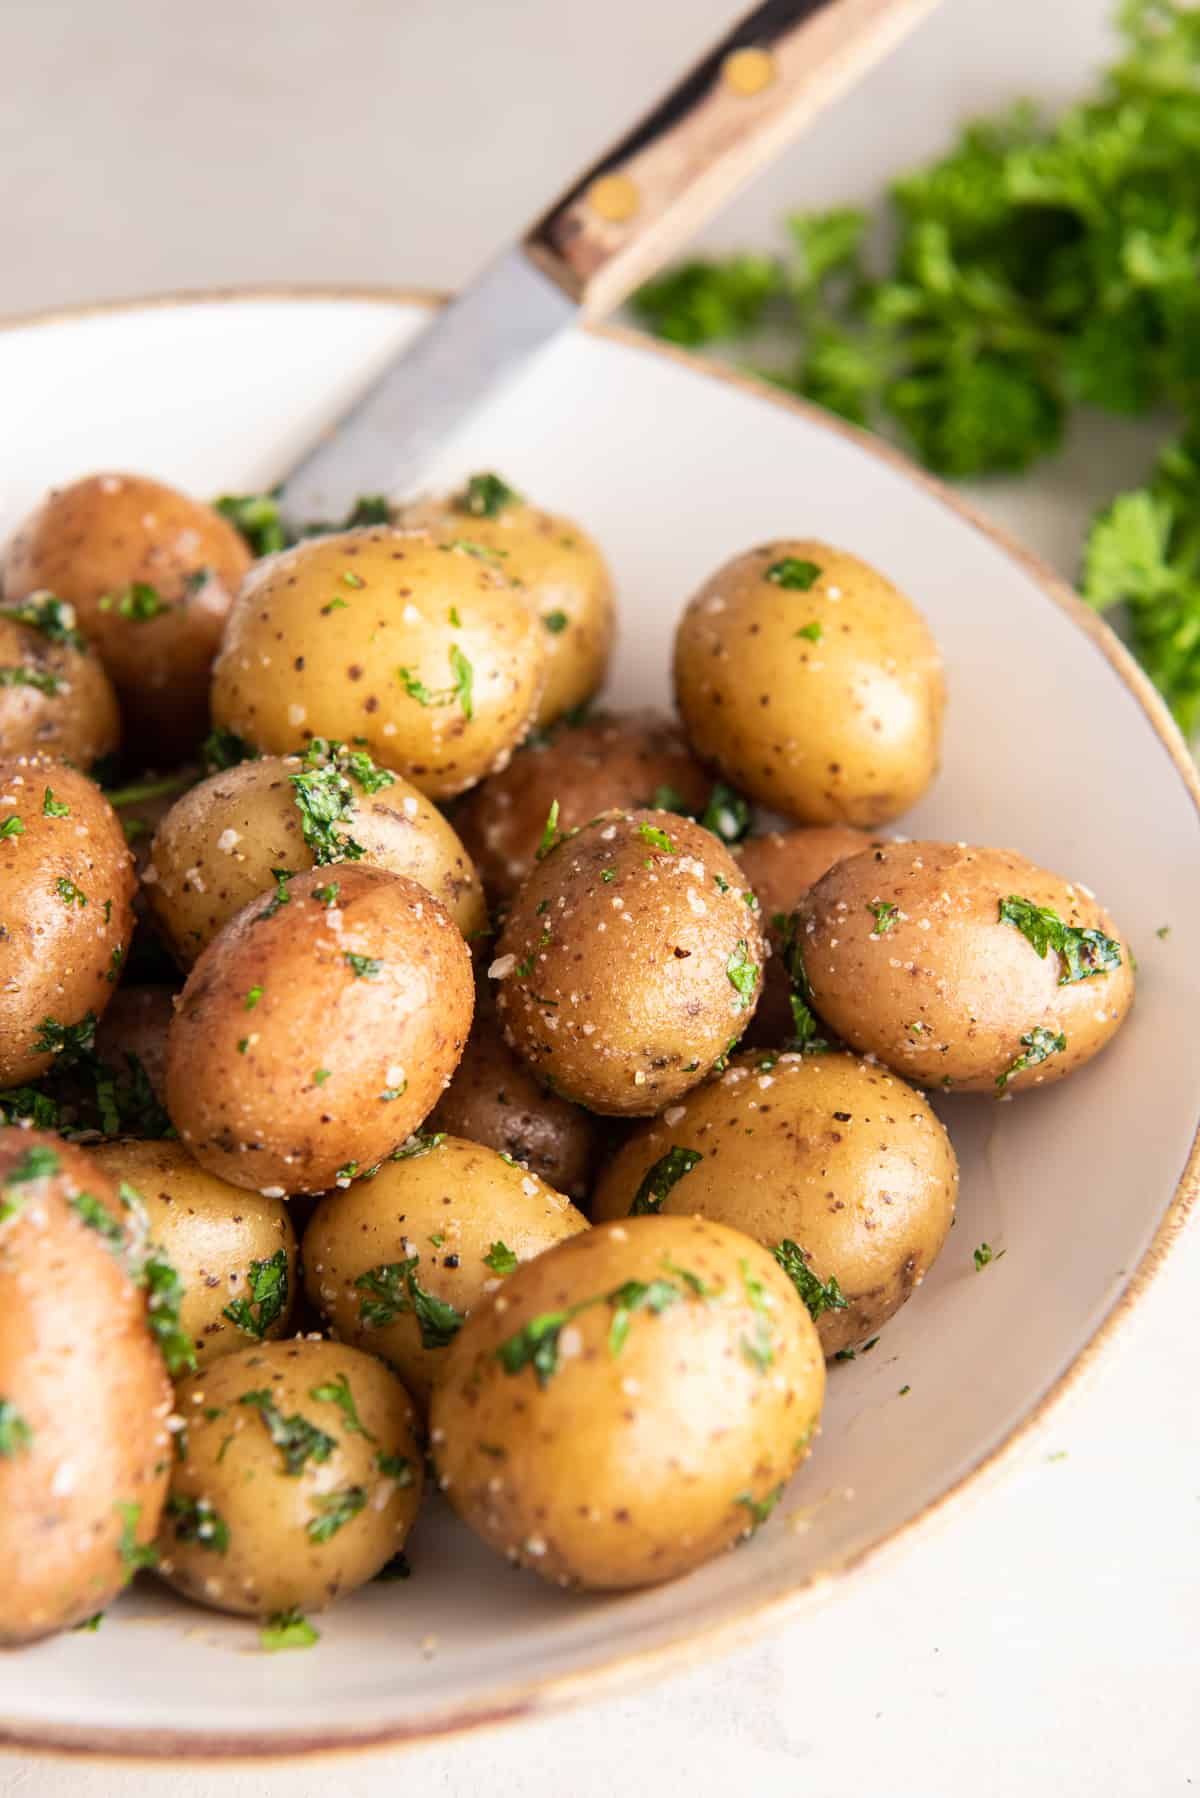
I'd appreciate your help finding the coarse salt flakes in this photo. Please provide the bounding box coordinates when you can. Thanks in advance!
[216,828,241,853]
[687,889,707,916]
[287,703,307,728]
[663,1105,686,1125]
[488,954,516,979]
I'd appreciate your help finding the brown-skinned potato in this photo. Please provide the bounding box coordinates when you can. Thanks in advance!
[0,601,120,767]
[89,1140,298,1370]
[165,865,474,1195]
[302,1133,589,1408]
[591,1051,958,1355]
[3,473,251,759]
[455,708,715,902]
[493,809,764,1116]
[674,541,945,825]
[144,751,486,967]
[430,1216,824,1591]
[210,528,547,800]
[401,476,615,729]
[428,999,600,1200]
[736,826,871,1043]
[0,1131,172,1643]
[0,756,136,1086]
[797,841,1135,1092]
[159,1340,422,1617]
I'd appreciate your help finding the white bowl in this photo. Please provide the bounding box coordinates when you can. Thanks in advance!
[1,290,1196,1760]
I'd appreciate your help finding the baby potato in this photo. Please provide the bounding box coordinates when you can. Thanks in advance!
[165,865,474,1195]
[455,708,714,901]
[159,1340,422,1618]
[144,747,486,967]
[3,473,251,759]
[0,757,136,1087]
[592,1051,957,1355]
[210,527,547,800]
[0,596,120,767]
[429,1001,600,1201]
[302,1133,588,1407]
[89,1140,297,1370]
[674,541,945,825]
[0,1131,172,1643]
[493,810,764,1116]
[736,826,871,1044]
[797,840,1135,1093]
[93,984,176,1103]
[431,1215,824,1591]
[401,473,615,729]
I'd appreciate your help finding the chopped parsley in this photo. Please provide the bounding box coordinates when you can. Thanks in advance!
[259,1609,319,1652]
[739,1259,774,1373]
[32,1011,98,1065]
[995,1026,1067,1091]
[237,1390,335,1476]
[313,1068,331,1085]
[115,1501,158,1584]
[55,876,87,909]
[222,1247,289,1339]
[638,821,676,854]
[535,799,562,861]
[868,900,899,935]
[0,815,25,839]
[495,1271,699,1386]
[69,1190,124,1250]
[392,1132,446,1159]
[0,666,61,696]
[974,1241,1006,1271]
[544,610,569,634]
[725,939,758,1010]
[42,788,69,818]
[289,740,369,865]
[140,1243,197,1377]
[775,915,833,1053]
[998,895,1122,984]
[101,582,169,622]
[244,984,263,1010]
[795,621,823,642]
[483,1240,519,1274]
[354,1257,465,1348]
[0,592,84,649]
[375,1452,414,1483]
[0,1400,32,1457]
[772,1240,849,1320]
[165,1494,230,1553]
[736,1483,785,1533]
[630,1146,703,1216]
[254,868,293,921]
[456,472,521,517]
[344,952,383,979]
[203,726,257,771]
[396,646,475,719]
[765,557,821,590]
[214,492,288,556]
[307,1485,366,1543]
[309,1371,375,1440]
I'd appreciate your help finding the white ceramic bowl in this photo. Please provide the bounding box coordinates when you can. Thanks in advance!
[1,291,1196,1759]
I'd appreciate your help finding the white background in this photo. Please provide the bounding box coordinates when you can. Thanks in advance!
[1,1,1197,1793]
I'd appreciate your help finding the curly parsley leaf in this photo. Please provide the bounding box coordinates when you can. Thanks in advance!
[222,1247,289,1340]
[630,1146,703,1216]
[998,894,1122,983]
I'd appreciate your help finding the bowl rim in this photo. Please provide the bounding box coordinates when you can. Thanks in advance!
[1,283,1196,1766]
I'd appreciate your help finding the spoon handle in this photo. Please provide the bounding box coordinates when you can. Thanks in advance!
[528,0,940,317]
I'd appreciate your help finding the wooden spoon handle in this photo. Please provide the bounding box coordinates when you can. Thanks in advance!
[527,0,940,317]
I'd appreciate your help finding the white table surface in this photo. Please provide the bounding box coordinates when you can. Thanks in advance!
[1,2,1197,1793]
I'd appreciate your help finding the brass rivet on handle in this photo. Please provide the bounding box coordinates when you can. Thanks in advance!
[587,173,640,223]
[722,46,776,96]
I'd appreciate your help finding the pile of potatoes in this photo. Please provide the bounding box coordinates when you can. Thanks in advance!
[0,469,1133,1645]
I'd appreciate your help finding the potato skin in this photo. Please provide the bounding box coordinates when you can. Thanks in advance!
[736,827,871,1044]
[302,1134,588,1407]
[0,1131,172,1643]
[0,757,136,1086]
[210,528,547,800]
[3,473,251,759]
[494,810,764,1116]
[145,753,486,967]
[159,1340,422,1618]
[431,1216,824,1591]
[89,1140,298,1370]
[674,540,945,825]
[93,984,176,1102]
[429,1002,600,1201]
[402,484,615,729]
[455,709,713,902]
[592,1051,957,1355]
[0,609,120,767]
[798,841,1135,1092]
[165,865,474,1195]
